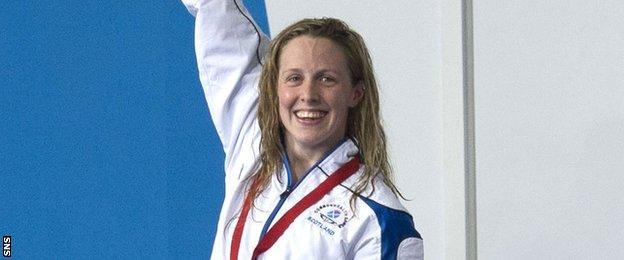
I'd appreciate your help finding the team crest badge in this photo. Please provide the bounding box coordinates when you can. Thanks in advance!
[314,204,350,228]
[307,203,351,235]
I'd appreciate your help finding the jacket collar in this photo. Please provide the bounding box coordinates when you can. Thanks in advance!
[279,138,360,195]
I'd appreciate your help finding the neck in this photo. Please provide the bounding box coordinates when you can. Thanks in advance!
[285,145,324,183]
[284,138,344,183]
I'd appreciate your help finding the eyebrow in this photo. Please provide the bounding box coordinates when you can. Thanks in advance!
[280,68,302,77]
[279,68,338,77]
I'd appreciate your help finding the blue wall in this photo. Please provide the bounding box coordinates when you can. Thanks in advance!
[1,1,268,258]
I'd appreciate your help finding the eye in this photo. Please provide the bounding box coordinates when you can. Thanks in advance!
[286,74,302,83]
[320,76,336,84]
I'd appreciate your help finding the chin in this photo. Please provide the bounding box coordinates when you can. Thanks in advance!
[295,133,342,150]
[295,136,327,148]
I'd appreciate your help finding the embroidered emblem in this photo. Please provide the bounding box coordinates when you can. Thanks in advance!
[315,204,350,228]
[307,204,350,236]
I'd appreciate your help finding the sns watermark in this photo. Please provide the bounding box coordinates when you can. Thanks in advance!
[2,236,10,258]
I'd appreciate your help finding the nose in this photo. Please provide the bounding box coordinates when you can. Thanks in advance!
[299,79,320,103]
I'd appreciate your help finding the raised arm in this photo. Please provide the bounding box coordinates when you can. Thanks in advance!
[182,0,269,177]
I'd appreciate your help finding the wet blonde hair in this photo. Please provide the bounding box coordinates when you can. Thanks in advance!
[252,17,401,205]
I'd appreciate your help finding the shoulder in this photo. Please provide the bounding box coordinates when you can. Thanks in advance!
[339,173,423,259]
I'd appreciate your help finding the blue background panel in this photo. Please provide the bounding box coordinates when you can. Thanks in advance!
[1,0,268,258]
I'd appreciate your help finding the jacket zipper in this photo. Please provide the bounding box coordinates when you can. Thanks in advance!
[257,138,350,241]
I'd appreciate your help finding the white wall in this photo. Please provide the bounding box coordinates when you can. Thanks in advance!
[265,1,624,259]
[265,1,446,259]
[474,1,624,259]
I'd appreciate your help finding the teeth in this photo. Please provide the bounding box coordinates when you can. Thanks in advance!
[295,111,326,119]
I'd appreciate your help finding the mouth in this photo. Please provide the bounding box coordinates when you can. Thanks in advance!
[294,110,328,121]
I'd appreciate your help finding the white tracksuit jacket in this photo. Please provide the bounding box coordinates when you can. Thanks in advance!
[182,0,423,259]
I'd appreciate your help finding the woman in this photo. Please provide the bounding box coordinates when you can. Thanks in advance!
[182,0,423,259]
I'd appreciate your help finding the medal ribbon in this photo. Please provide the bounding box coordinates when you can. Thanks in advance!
[230,155,360,260]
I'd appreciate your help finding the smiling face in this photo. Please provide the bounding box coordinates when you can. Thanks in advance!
[277,36,363,155]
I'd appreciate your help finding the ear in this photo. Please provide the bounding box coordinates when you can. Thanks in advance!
[348,81,364,108]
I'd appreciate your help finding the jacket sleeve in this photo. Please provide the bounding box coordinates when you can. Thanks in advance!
[351,236,423,260]
[182,0,269,179]
[396,237,424,260]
